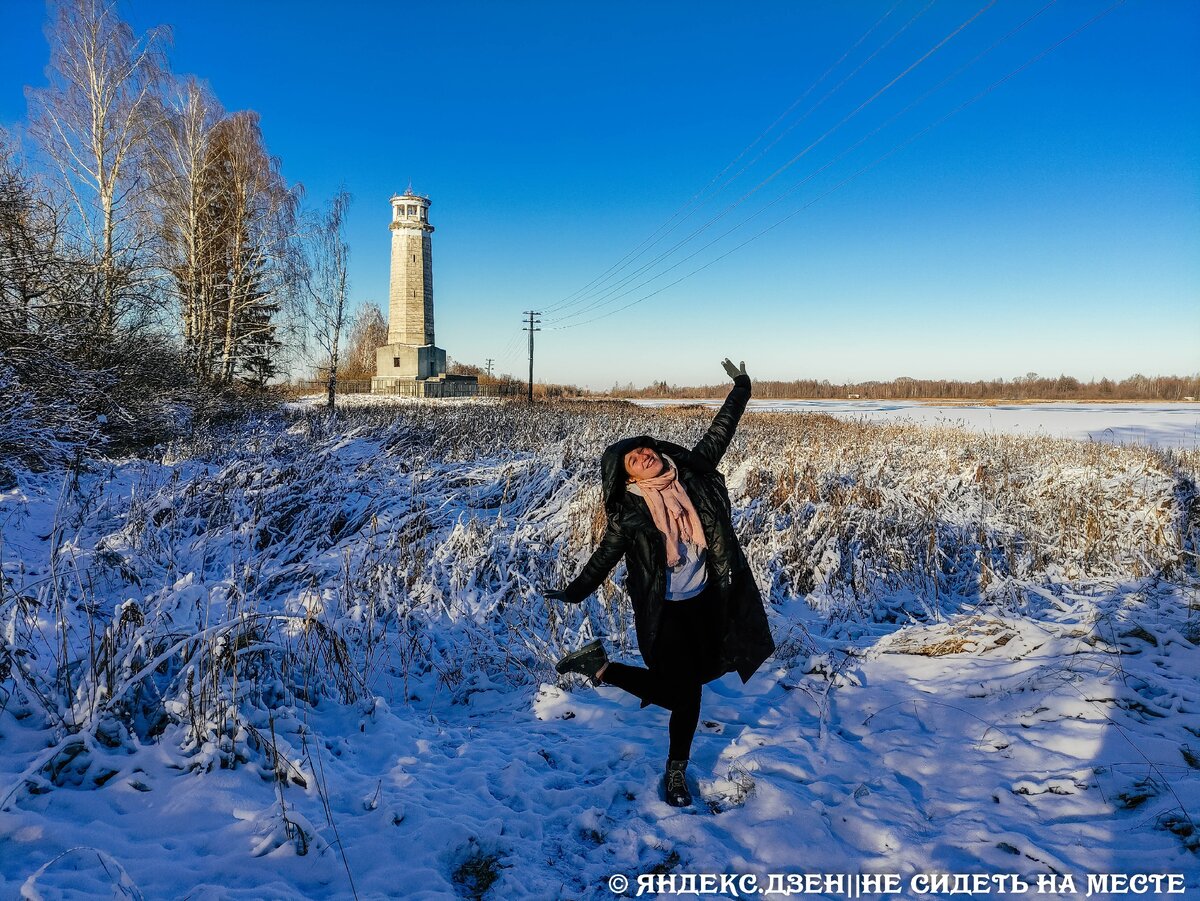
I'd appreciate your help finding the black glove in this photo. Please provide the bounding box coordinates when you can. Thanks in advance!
[720,359,748,388]
[544,588,574,604]
[721,358,748,381]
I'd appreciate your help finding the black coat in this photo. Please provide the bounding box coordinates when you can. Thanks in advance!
[562,375,775,683]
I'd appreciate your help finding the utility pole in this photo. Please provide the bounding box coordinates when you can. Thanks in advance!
[485,358,494,379]
[522,311,541,403]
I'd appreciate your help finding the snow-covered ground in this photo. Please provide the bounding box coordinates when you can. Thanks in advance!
[630,399,1200,451]
[1,402,1197,899]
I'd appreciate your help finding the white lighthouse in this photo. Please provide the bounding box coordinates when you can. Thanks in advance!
[371,189,477,397]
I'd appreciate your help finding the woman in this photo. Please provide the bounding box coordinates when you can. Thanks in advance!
[544,358,775,807]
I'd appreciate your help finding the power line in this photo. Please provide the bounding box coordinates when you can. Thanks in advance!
[550,0,1128,332]
[703,0,935,206]
[538,0,910,318]
[548,0,1062,329]
[495,326,528,372]
[545,0,1000,327]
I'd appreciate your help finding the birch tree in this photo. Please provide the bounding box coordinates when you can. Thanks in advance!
[26,0,168,334]
[147,77,224,375]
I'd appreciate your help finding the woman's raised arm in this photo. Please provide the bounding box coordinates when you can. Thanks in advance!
[691,358,752,469]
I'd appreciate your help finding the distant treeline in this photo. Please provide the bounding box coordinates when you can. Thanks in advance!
[604,373,1200,401]
[447,359,585,398]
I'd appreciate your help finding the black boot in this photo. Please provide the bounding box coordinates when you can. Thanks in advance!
[554,640,608,685]
[664,759,692,807]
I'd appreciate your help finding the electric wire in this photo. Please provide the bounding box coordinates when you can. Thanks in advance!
[546,0,999,326]
[541,0,922,318]
[545,0,1060,327]
[706,0,932,203]
[495,327,527,372]
[550,0,1127,332]
[538,0,907,317]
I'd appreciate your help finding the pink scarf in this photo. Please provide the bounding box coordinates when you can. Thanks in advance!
[633,460,707,567]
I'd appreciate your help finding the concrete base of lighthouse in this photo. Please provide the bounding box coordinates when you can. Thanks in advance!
[371,343,478,397]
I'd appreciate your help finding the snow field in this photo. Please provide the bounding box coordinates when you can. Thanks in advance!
[630,399,1200,452]
[1,400,1197,898]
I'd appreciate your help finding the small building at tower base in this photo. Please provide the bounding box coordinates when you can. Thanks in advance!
[372,352,479,398]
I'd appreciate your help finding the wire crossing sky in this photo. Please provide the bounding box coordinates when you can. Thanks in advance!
[1,0,1196,390]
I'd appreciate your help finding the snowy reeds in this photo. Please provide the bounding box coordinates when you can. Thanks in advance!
[729,413,1195,623]
[0,399,1194,794]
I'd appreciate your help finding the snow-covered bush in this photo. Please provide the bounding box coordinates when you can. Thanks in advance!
[0,328,203,474]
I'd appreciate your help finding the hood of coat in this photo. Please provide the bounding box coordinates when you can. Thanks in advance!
[599,434,713,519]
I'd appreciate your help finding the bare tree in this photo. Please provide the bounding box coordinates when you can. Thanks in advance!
[0,135,68,332]
[302,188,352,408]
[26,0,169,334]
[342,303,387,379]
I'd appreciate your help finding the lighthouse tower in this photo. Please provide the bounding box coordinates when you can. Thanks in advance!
[372,189,476,396]
[388,189,435,347]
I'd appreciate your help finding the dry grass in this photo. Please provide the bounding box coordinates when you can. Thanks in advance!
[0,397,1193,799]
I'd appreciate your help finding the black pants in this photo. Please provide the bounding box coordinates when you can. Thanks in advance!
[599,579,722,762]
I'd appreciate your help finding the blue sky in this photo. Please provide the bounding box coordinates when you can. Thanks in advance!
[2,0,1196,389]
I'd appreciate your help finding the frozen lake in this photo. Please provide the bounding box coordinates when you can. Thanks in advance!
[627,398,1200,450]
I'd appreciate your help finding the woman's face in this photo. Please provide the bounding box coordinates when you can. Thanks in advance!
[624,445,666,482]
